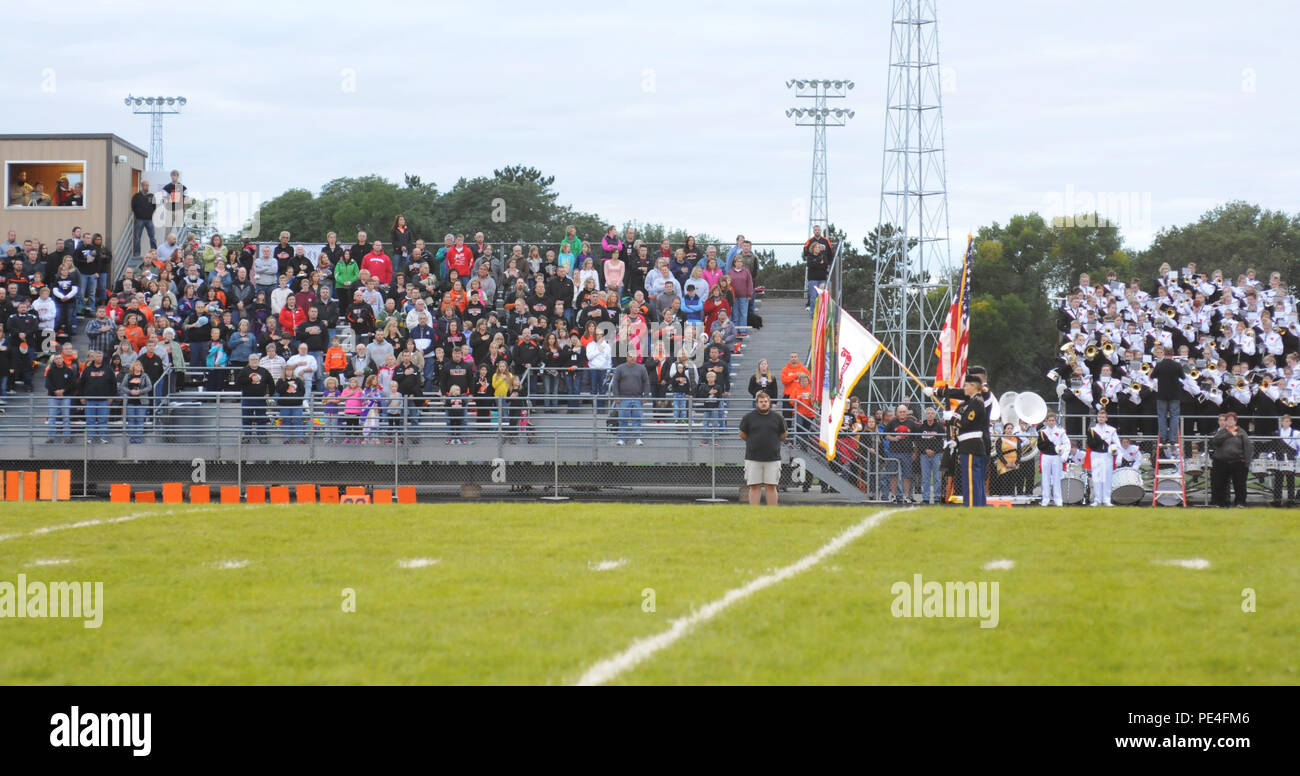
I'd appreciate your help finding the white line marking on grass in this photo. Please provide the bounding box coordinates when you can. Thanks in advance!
[398,558,440,569]
[982,559,1015,571]
[1155,558,1210,570]
[573,507,911,687]
[28,558,72,566]
[210,560,250,569]
[589,559,627,571]
[0,507,222,544]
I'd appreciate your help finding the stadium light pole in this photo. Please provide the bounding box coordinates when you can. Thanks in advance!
[787,79,854,314]
[786,79,855,245]
[124,95,187,171]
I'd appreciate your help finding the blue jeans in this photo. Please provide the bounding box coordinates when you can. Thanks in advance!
[189,341,210,368]
[673,395,688,422]
[56,302,77,333]
[543,373,563,407]
[78,273,98,313]
[133,218,157,256]
[280,405,304,439]
[563,373,580,406]
[1156,399,1180,446]
[47,397,71,437]
[919,452,941,503]
[617,398,643,441]
[85,400,109,441]
[702,407,724,436]
[806,279,826,315]
[732,296,750,328]
[126,403,147,442]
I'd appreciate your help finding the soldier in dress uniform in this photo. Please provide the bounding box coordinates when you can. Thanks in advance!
[926,373,989,507]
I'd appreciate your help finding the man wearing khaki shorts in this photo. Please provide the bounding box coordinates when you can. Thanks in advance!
[739,391,788,505]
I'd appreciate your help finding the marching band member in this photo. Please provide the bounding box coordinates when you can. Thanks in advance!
[1037,410,1070,507]
[1272,414,1299,507]
[1117,437,1142,469]
[1086,409,1121,507]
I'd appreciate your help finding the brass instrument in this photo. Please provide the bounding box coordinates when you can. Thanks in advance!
[1261,378,1273,391]
[1140,362,1153,375]
[1101,341,1115,357]
[1085,344,1098,359]
[1165,308,1178,321]
[1236,377,1248,390]
[1099,396,1110,407]
[1189,367,1200,380]
[1130,381,1143,392]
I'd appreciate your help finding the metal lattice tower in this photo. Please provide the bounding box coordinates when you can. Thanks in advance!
[868,0,952,408]
[786,80,855,239]
[124,95,187,170]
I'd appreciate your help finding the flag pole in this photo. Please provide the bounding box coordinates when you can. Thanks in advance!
[878,341,944,406]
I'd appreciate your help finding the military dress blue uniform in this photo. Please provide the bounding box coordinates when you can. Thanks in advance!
[939,387,990,506]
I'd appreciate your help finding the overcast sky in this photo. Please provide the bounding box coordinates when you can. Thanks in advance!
[4,0,1297,265]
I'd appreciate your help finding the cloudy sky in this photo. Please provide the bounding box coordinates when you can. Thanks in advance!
[4,0,1297,265]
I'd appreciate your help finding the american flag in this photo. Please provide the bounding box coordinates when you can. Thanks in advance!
[935,235,974,389]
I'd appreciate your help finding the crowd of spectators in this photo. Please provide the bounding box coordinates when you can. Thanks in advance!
[1,216,787,448]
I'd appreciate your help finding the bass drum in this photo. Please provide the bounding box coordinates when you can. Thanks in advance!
[1061,472,1087,505]
[1111,467,1145,505]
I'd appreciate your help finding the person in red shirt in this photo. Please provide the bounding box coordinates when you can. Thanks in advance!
[445,235,474,277]
[361,241,393,287]
[278,295,306,332]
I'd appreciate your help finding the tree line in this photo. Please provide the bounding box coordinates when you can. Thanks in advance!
[244,172,1299,394]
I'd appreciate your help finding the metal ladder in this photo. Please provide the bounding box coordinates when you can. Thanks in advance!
[1152,431,1187,506]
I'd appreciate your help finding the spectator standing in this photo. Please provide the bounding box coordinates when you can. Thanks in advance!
[1209,412,1251,507]
[131,180,157,257]
[610,354,650,445]
[739,391,788,506]
[884,404,919,502]
[78,350,116,443]
[161,170,188,237]
[803,239,831,316]
[916,406,946,504]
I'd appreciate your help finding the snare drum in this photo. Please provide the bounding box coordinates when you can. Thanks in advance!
[1250,459,1271,475]
[1111,467,1145,505]
[1061,472,1087,505]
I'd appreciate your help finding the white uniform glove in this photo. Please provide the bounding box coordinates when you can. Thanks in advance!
[942,410,958,422]
[1056,382,1067,397]
[943,439,957,452]
[922,386,934,397]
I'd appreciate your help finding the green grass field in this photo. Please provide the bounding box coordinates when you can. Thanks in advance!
[0,502,1295,684]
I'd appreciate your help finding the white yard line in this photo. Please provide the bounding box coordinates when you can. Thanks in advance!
[573,507,910,686]
[1154,558,1211,570]
[398,558,440,569]
[0,507,224,544]
[982,559,1015,571]
[210,560,250,570]
[589,559,627,571]
[28,558,72,566]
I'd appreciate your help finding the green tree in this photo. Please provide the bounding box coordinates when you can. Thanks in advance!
[965,212,1126,393]
[1134,201,1300,289]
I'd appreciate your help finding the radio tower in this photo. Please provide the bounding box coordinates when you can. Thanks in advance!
[868,0,953,408]
[786,79,855,253]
